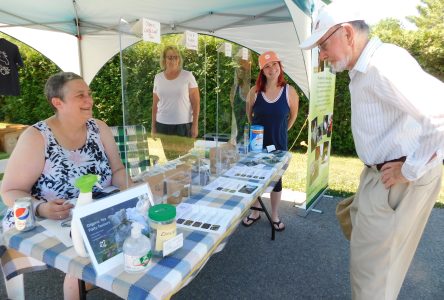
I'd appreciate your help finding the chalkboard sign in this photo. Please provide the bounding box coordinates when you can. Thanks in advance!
[73,184,152,275]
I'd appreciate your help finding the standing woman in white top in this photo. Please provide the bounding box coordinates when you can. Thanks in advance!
[151,45,200,159]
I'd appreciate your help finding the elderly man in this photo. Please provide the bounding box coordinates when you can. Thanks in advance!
[300,1,444,299]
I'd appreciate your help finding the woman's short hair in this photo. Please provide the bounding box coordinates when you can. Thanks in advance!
[160,45,183,70]
[44,71,83,110]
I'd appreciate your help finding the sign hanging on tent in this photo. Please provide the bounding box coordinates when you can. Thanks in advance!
[183,31,199,51]
[142,18,161,44]
[217,43,232,57]
[240,47,249,60]
[224,43,232,57]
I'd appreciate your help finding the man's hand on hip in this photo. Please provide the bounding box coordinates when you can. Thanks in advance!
[380,162,409,188]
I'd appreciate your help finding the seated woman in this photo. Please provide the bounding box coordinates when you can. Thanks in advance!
[0,71,131,300]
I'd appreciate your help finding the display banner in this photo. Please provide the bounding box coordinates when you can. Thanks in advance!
[304,65,335,210]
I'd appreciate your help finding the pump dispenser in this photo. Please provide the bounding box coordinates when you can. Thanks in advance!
[123,222,152,273]
[72,174,100,257]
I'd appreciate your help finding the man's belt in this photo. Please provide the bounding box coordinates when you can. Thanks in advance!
[365,156,407,171]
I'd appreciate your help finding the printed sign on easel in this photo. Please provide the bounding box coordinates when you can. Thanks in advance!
[73,184,153,275]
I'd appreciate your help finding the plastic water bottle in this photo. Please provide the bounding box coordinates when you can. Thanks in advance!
[243,124,249,154]
[123,222,152,273]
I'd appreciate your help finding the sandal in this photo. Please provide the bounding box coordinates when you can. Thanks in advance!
[242,215,261,227]
[272,220,285,232]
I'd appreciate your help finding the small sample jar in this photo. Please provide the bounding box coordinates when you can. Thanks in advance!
[148,204,177,256]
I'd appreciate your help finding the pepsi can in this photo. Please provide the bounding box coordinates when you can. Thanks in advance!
[14,197,36,231]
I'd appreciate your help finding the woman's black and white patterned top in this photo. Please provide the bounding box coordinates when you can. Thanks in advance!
[3,119,113,230]
[30,119,112,201]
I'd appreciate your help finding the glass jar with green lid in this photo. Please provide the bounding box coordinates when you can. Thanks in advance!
[148,204,176,256]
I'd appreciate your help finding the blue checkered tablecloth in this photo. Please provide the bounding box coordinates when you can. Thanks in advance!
[3,151,291,299]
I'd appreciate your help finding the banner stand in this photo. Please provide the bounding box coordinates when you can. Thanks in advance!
[295,189,330,217]
[302,51,336,216]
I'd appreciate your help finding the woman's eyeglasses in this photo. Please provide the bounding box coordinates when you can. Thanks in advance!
[166,55,179,60]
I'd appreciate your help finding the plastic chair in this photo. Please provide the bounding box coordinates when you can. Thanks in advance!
[110,125,159,178]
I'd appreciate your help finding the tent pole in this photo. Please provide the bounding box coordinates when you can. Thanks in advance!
[76,35,83,77]
[72,0,83,76]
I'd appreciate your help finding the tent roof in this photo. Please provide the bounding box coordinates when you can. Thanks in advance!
[0,0,315,96]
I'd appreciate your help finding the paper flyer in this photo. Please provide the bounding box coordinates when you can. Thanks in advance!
[237,151,286,168]
[175,203,237,234]
[39,219,73,247]
[203,176,259,197]
[223,165,275,183]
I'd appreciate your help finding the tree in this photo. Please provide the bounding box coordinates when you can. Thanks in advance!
[370,18,411,47]
[407,0,444,80]
[371,0,443,81]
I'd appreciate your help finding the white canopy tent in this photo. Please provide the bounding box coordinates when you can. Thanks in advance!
[0,0,325,97]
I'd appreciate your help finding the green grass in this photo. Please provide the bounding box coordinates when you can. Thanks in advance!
[0,152,10,160]
[0,152,9,181]
[1,150,443,208]
[283,151,444,208]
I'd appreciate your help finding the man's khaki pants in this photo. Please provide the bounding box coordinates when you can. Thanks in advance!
[350,164,442,300]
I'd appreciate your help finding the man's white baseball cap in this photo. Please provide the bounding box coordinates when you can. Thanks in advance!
[299,1,364,50]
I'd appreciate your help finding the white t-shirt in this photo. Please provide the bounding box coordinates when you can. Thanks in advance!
[153,70,198,124]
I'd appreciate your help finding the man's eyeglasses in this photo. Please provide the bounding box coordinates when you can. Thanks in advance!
[166,55,179,60]
[318,25,342,52]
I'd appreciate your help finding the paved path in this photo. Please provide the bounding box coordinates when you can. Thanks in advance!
[1,196,443,299]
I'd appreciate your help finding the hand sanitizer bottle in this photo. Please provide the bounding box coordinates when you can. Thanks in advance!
[123,222,152,273]
[71,174,100,257]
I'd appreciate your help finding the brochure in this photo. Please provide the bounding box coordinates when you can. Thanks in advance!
[39,219,73,247]
[237,151,285,168]
[175,203,237,234]
[203,176,260,197]
[223,165,275,183]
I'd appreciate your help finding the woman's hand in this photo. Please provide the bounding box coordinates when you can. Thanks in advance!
[191,123,198,138]
[37,199,74,220]
[189,87,200,137]
[151,126,157,140]
[152,93,160,140]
